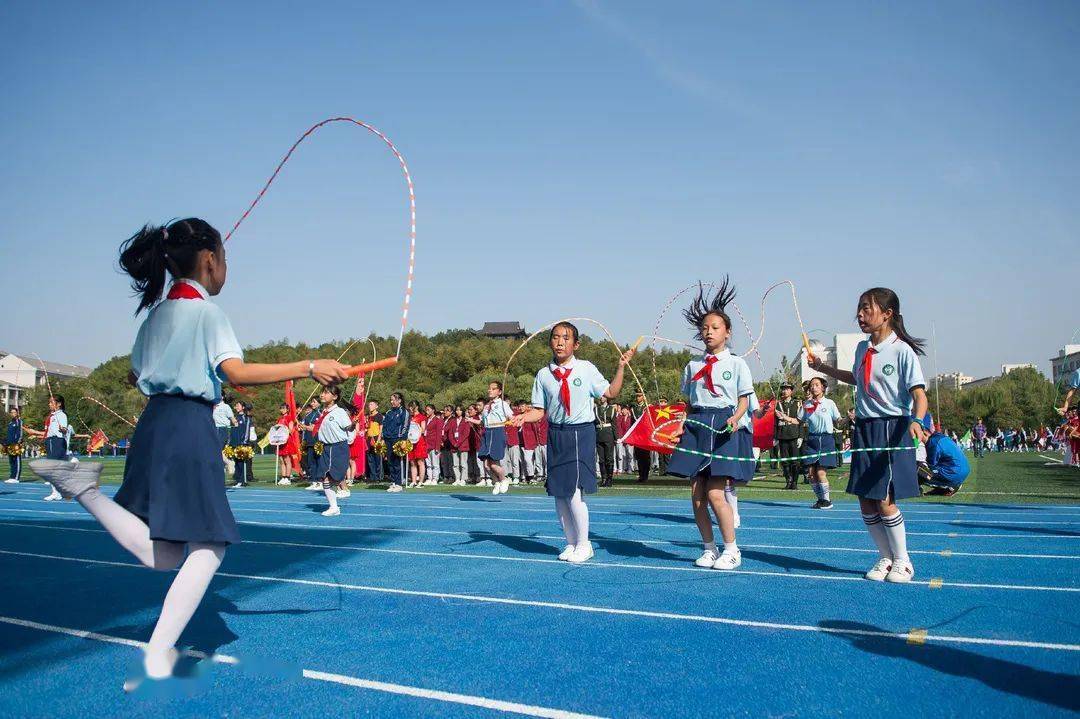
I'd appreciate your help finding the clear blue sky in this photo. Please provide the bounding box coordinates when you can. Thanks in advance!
[3,1,1077,379]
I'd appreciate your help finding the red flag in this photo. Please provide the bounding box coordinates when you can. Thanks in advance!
[619,403,687,455]
[752,400,775,451]
[87,429,108,454]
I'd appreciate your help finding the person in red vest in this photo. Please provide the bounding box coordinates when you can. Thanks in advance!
[423,404,443,485]
[504,402,522,485]
[520,401,541,483]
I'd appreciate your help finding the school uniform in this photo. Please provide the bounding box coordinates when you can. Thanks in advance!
[365,411,384,481]
[447,416,470,481]
[614,411,634,474]
[594,403,617,486]
[521,417,540,480]
[530,358,609,497]
[437,416,454,480]
[847,332,926,500]
[667,349,755,482]
[467,418,482,481]
[630,404,652,482]
[920,433,970,488]
[503,415,522,478]
[300,408,320,475]
[230,413,254,485]
[212,402,235,451]
[41,410,69,460]
[112,278,242,545]
[381,406,409,486]
[314,405,353,483]
[424,415,444,480]
[774,397,802,486]
[6,417,23,480]
[479,399,514,462]
[533,416,548,478]
[799,397,842,469]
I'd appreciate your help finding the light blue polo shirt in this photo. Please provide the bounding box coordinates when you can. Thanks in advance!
[799,397,841,434]
[680,349,754,410]
[852,332,926,419]
[212,402,236,428]
[317,405,353,444]
[531,358,610,425]
[131,279,244,403]
[481,399,514,428]
[45,411,68,439]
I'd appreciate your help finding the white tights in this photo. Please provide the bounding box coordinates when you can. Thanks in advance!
[554,487,590,548]
[77,487,226,678]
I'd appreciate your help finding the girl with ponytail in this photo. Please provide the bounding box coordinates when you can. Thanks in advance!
[31,217,349,690]
[809,287,929,584]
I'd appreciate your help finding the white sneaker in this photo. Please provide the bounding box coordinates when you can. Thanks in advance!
[733,513,741,529]
[865,557,893,582]
[501,479,511,494]
[276,478,291,485]
[307,482,322,491]
[43,492,61,502]
[885,559,915,584]
[695,549,720,567]
[567,542,594,564]
[386,484,403,493]
[492,481,501,495]
[4,478,18,484]
[336,489,351,499]
[712,550,742,570]
[558,545,575,561]
[322,507,341,517]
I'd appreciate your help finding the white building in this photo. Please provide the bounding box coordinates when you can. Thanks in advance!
[933,372,974,391]
[1000,363,1036,376]
[799,333,865,385]
[1050,345,1080,385]
[0,352,93,412]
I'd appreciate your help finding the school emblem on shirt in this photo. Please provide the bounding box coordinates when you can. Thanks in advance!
[572,378,582,387]
[883,364,895,376]
[722,371,732,380]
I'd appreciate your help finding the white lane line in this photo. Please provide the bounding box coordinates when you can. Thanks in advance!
[3,519,1078,561]
[1,551,1076,653]
[0,616,604,719]
[1,536,1078,594]
[1,505,1077,542]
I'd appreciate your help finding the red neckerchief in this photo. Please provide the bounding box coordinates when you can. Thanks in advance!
[551,367,572,413]
[166,282,204,300]
[312,406,333,437]
[860,346,879,400]
[691,355,719,395]
[804,400,820,415]
[43,412,52,437]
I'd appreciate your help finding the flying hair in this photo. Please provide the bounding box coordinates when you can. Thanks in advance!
[682,276,737,342]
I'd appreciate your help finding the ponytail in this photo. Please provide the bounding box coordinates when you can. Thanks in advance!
[859,287,926,356]
[118,218,222,314]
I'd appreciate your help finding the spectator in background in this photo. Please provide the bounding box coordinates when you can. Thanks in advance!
[365,400,384,483]
[972,418,986,458]
[615,404,635,474]
[424,404,443,485]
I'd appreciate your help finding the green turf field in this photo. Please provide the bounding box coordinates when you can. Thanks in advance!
[17,450,1080,503]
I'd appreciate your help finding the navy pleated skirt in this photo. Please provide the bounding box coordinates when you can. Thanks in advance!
[802,433,840,469]
[545,422,597,498]
[115,394,240,545]
[44,436,67,460]
[666,406,754,482]
[847,416,919,500]
[478,426,507,462]
[315,441,349,482]
[216,427,229,451]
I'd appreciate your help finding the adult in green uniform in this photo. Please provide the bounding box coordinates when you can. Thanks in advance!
[773,382,802,490]
[595,396,617,487]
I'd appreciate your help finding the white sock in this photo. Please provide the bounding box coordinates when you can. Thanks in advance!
[882,511,909,562]
[723,540,738,554]
[862,512,892,559]
[811,482,824,500]
[568,488,590,548]
[323,487,338,510]
[704,541,717,553]
[78,487,184,570]
[554,497,577,546]
[724,485,739,515]
[144,544,225,677]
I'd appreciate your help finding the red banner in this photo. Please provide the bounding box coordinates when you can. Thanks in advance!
[619,403,687,455]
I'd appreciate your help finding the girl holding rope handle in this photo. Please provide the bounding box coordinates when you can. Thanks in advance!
[508,322,635,563]
[30,218,349,690]
[808,287,929,584]
[664,279,755,571]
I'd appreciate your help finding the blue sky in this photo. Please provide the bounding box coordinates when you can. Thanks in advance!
[2,1,1077,379]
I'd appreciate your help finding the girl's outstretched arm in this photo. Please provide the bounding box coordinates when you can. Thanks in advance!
[219,358,348,387]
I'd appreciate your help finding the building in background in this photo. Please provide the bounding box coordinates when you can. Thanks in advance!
[1050,345,1080,385]
[480,322,527,340]
[799,333,865,384]
[932,372,974,391]
[0,352,92,412]
[1000,363,1036,375]
[962,363,1041,392]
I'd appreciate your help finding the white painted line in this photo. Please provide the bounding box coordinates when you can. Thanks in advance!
[4,519,1078,562]
[0,615,604,719]
[1,551,1075,653]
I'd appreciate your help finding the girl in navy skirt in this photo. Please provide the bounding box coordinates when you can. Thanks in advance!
[809,287,928,583]
[666,279,755,571]
[510,322,634,563]
[469,382,515,495]
[25,394,70,500]
[31,218,347,688]
[797,377,842,510]
[313,385,356,516]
